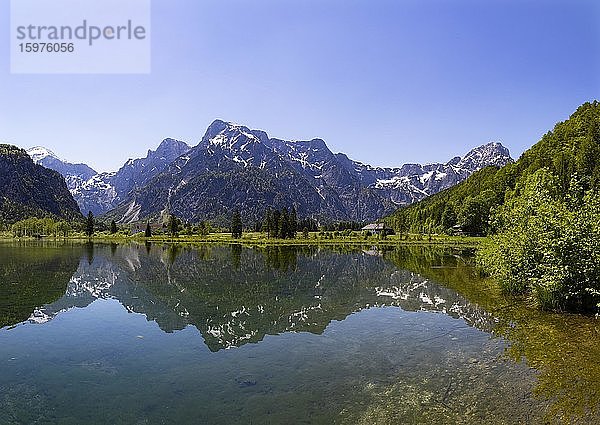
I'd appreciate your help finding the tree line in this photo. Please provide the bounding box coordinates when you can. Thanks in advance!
[10,217,73,238]
[262,207,298,239]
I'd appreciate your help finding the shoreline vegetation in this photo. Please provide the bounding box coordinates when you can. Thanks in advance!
[0,230,484,248]
[0,211,484,248]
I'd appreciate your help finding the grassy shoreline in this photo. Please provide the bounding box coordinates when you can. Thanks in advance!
[0,231,485,248]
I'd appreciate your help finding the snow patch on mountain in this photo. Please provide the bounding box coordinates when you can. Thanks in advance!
[27,146,59,163]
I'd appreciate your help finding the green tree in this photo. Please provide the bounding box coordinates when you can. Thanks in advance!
[198,221,211,236]
[279,207,290,239]
[110,220,118,234]
[477,168,600,313]
[231,209,243,238]
[262,208,274,238]
[393,214,409,240]
[289,207,298,238]
[169,214,180,237]
[145,222,152,238]
[576,137,600,187]
[302,227,309,239]
[272,209,281,238]
[441,204,457,231]
[458,197,488,236]
[85,211,94,238]
[55,220,71,238]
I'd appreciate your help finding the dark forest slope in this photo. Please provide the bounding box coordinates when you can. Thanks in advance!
[0,145,82,224]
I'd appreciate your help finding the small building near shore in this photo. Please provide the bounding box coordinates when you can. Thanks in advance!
[449,224,465,236]
[130,222,164,235]
[361,223,394,236]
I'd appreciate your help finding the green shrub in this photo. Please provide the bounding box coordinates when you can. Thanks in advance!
[477,169,600,313]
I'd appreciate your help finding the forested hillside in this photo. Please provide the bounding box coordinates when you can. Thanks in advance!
[0,145,83,225]
[387,101,600,236]
[388,101,600,313]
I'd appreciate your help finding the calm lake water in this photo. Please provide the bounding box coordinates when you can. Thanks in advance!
[1,242,598,424]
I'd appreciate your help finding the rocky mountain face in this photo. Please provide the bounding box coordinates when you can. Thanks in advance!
[30,139,190,215]
[27,120,512,223]
[0,145,83,223]
[364,141,512,205]
[107,120,512,224]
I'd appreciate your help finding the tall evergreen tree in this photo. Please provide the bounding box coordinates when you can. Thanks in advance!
[290,207,298,238]
[280,207,290,239]
[145,222,152,238]
[395,214,409,239]
[110,220,118,234]
[231,209,243,238]
[85,211,94,238]
[169,214,180,237]
[272,209,281,238]
[262,208,273,238]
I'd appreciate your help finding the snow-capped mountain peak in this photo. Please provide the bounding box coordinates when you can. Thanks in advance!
[27,146,60,163]
[456,141,512,170]
[369,140,512,206]
[27,147,97,200]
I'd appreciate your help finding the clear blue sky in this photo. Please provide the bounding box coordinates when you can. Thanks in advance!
[1,0,599,172]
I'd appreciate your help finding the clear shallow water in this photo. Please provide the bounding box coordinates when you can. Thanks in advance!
[0,242,598,424]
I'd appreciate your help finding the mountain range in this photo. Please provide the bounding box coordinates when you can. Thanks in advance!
[25,120,512,225]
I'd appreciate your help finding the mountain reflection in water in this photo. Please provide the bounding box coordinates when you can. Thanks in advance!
[13,244,497,352]
[1,242,598,424]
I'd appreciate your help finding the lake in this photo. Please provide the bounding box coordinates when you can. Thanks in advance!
[1,242,598,424]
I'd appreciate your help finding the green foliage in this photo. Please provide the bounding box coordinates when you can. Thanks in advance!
[302,227,310,239]
[10,217,72,238]
[55,220,71,237]
[457,191,496,236]
[477,169,600,313]
[169,214,181,237]
[279,207,290,239]
[110,220,118,234]
[440,203,457,230]
[391,214,409,239]
[262,207,297,239]
[85,211,94,238]
[386,101,600,313]
[145,222,152,238]
[231,209,243,238]
[289,207,298,235]
[198,221,211,236]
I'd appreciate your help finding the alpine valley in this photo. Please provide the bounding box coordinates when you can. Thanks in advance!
[24,120,512,225]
